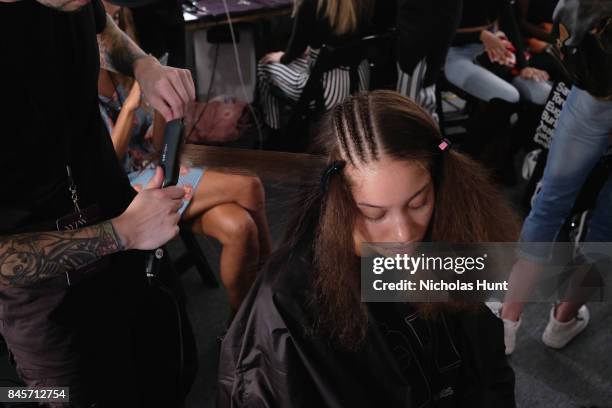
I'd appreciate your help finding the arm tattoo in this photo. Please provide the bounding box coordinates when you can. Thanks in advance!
[0,222,124,287]
[98,14,147,77]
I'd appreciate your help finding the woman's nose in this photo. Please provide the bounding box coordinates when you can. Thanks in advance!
[393,215,416,243]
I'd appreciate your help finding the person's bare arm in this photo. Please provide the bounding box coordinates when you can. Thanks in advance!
[111,82,142,159]
[0,222,123,287]
[97,13,148,78]
[111,108,137,160]
[97,14,195,121]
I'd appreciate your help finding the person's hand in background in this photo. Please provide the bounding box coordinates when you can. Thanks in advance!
[520,67,550,82]
[481,30,515,66]
[260,51,285,64]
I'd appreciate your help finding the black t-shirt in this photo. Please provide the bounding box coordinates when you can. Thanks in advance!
[526,0,557,25]
[0,0,135,234]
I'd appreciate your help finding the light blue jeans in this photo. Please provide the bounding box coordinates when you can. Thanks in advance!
[520,86,612,260]
[445,43,553,105]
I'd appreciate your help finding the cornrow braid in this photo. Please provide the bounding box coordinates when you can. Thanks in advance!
[333,94,380,165]
[355,93,378,161]
[334,104,354,164]
[343,98,365,162]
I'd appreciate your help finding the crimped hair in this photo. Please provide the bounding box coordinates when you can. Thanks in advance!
[287,90,521,350]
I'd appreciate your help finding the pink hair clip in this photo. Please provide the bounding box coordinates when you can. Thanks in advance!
[438,138,451,152]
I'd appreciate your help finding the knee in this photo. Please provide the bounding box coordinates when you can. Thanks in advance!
[217,209,258,245]
[495,85,521,104]
[236,176,266,211]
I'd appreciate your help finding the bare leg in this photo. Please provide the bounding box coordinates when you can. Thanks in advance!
[182,170,272,260]
[181,171,272,310]
[501,258,545,321]
[555,302,583,322]
[192,203,259,311]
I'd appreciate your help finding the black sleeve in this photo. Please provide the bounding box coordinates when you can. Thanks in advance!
[499,0,528,69]
[92,0,107,34]
[397,0,461,81]
[515,0,554,42]
[451,0,485,46]
[280,0,317,64]
[396,0,432,73]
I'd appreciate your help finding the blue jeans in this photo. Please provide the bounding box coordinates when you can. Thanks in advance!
[520,87,612,260]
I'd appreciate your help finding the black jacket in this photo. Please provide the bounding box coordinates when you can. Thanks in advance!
[217,243,516,407]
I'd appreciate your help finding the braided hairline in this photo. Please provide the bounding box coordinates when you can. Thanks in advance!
[334,95,381,165]
[356,94,378,161]
[343,98,366,162]
[334,104,353,165]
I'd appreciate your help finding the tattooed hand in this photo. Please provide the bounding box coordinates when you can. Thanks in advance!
[133,57,195,121]
[111,166,187,250]
[0,167,187,287]
[98,13,195,121]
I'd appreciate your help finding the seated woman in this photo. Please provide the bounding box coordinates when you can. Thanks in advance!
[446,0,552,105]
[98,68,272,313]
[257,0,392,134]
[445,0,554,184]
[217,91,518,407]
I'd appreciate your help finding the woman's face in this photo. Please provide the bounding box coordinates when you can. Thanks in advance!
[349,158,435,253]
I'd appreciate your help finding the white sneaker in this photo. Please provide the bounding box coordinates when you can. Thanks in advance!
[502,318,521,355]
[542,304,590,349]
[485,301,521,355]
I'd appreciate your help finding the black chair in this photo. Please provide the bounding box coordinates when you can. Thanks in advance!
[435,70,475,139]
[282,29,397,151]
[174,224,219,288]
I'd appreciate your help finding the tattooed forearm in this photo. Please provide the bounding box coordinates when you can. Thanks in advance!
[0,222,124,287]
[98,14,147,77]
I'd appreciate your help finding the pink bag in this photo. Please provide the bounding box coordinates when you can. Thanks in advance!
[185,96,250,144]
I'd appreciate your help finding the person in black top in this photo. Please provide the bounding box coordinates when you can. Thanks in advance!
[516,0,558,43]
[395,0,461,119]
[0,0,196,405]
[218,91,517,407]
[257,0,393,131]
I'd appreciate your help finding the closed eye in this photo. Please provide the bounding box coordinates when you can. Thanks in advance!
[408,187,430,209]
[365,213,386,223]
